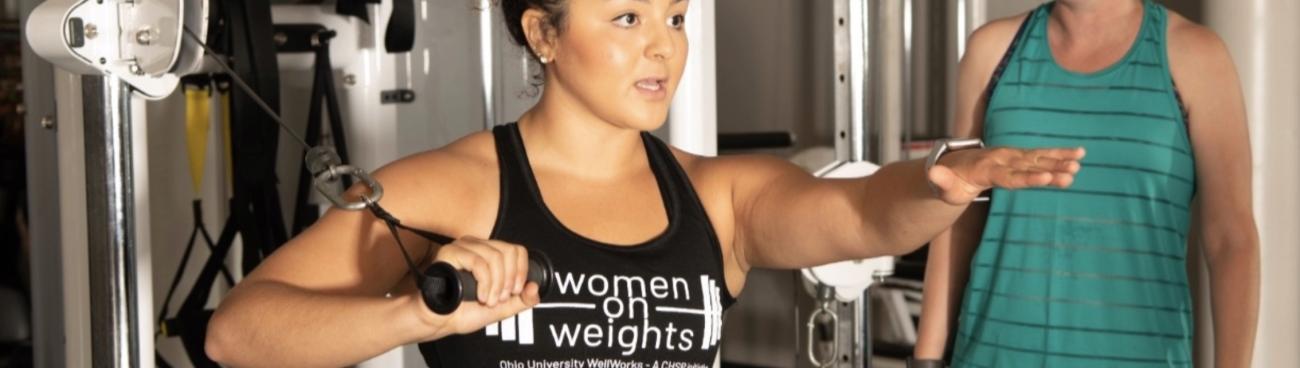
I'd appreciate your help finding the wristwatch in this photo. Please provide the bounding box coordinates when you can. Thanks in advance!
[906,356,947,368]
[925,138,990,202]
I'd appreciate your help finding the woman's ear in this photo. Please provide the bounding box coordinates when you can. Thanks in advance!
[521,8,558,61]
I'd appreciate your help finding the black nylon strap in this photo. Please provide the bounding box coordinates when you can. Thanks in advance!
[365,202,454,305]
[173,204,240,368]
[167,0,286,366]
[336,0,378,24]
[384,0,416,53]
[293,30,353,235]
[906,357,947,368]
[156,200,232,337]
[366,202,455,246]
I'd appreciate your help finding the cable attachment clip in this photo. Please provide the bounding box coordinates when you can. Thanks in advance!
[806,284,840,367]
[305,146,383,211]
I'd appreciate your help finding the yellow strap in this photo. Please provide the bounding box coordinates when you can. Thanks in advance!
[183,84,212,194]
[220,88,233,188]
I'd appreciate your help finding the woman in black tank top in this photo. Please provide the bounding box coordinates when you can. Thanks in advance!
[205,1,1087,366]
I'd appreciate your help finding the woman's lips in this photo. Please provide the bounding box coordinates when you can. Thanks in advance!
[634,78,667,100]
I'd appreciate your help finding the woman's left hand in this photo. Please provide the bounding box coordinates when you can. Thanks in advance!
[928,147,1086,205]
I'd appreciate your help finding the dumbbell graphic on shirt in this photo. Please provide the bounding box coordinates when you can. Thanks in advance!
[483,272,725,356]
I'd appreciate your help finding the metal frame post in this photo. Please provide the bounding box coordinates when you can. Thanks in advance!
[81,74,143,368]
[796,1,873,367]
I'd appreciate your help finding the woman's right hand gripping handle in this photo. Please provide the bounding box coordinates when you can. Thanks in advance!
[411,236,542,341]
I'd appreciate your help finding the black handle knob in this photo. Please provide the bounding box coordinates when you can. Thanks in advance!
[420,250,553,315]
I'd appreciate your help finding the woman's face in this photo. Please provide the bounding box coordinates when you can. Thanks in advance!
[544,0,690,131]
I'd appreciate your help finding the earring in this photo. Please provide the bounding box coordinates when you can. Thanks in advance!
[539,55,550,64]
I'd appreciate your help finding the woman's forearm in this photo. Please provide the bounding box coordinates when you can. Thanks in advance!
[914,207,987,359]
[1205,232,1260,368]
[206,281,440,367]
[856,159,970,256]
[915,232,958,359]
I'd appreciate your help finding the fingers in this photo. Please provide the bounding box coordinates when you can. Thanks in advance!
[515,246,528,295]
[990,167,1077,189]
[492,241,515,305]
[1013,148,1083,173]
[443,283,543,336]
[991,147,1084,188]
[1028,147,1087,161]
[433,237,532,307]
[493,283,542,321]
[991,168,1053,188]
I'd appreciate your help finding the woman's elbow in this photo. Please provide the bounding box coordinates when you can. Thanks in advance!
[205,304,246,365]
[1202,220,1260,260]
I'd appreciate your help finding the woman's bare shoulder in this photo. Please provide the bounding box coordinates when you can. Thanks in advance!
[364,130,502,237]
[963,11,1033,69]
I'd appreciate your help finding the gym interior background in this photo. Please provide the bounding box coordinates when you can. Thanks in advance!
[0,0,1296,367]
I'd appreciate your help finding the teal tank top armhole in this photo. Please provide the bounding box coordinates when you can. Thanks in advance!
[978,4,1044,137]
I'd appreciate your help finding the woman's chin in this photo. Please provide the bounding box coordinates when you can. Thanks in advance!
[622,112,669,132]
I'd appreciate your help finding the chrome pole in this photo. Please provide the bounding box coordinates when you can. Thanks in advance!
[479,0,496,129]
[874,0,906,164]
[81,74,141,368]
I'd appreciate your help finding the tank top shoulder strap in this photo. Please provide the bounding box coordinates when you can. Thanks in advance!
[491,123,527,186]
[640,133,723,231]
[490,123,544,228]
[639,132,733,306]
[1146,0,1176,74]
[981,3,1048,132]
[490,124,699,230]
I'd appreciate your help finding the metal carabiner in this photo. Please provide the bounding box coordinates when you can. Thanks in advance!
[806,284,840,367]
[306,146,383,211]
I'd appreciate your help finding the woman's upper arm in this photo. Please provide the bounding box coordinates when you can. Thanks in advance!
[1167,20,1256,238]
[241,148,496,296]
[720,154,856,271]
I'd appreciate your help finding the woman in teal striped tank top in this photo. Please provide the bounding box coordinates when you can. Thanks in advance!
[913,1,1259,367]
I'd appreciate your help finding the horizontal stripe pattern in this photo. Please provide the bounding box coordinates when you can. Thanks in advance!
[971,263,1187,288]
[987,130,1193,157]
[990,106,1179,122]
[1000,81,1168,93]
[1014,57,1164,69]
[957,2,1195,366]
[957,332,1190,365]
[980,237,1185,261]
[962,311,1187,340]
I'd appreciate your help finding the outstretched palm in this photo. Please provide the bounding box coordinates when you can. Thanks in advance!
[928,147,1086,205]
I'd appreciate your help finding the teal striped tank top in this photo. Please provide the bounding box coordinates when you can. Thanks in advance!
[952,2,1196,367]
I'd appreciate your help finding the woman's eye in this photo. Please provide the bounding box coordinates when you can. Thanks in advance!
[615,13,640,27]
[668,15,686,29]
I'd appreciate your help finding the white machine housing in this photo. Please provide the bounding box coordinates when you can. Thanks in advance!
[25,0,207,98]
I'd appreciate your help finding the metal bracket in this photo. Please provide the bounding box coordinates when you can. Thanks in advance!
[380,89,416,104]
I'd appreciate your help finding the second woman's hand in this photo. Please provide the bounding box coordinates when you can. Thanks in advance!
[928,147,1086,205]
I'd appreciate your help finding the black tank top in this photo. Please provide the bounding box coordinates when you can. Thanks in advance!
[420,123,736,367]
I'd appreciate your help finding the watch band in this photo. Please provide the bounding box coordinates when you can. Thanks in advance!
[906,357,947,368]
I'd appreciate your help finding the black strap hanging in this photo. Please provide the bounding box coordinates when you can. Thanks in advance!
[334,0,416,52]
[225,0,289,274]
[293,29,353,235]
[384,0,416,53]
[335,0,379,24]
[164,0,287,365]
